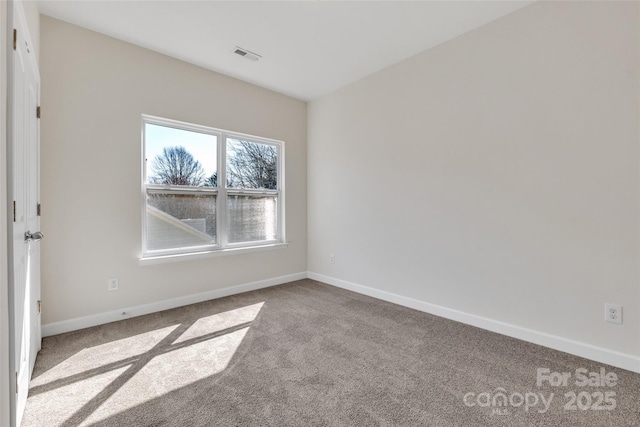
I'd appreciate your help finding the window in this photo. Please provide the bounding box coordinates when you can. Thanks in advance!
[142,116,284,258]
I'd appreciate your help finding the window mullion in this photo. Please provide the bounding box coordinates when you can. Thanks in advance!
[146,185,218,194]
[217,133,228,248]
[277,142,285,243]
[226,189,279,196]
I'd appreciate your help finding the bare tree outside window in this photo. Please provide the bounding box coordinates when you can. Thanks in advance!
[204,172,218,187]
[149,146,206,186]
[227,140,277,190]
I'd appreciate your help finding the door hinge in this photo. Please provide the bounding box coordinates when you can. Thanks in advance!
[36,106,41,119]
[15,372,18,394]
[37,203,41,216]
[13,201,16,222]
[37,300,42,314]
[13,29,17,50]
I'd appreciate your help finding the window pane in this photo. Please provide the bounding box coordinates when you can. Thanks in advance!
[226,139,277,189]
[146,124,218,187]
[228,195,277,243]
[146,192,216,251]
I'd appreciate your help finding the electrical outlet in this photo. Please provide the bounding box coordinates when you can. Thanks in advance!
[604,303,622,324]
[108,278,119,291]
[329,254,335,264]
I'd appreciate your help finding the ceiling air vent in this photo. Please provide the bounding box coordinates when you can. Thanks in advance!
[234,46,262,61]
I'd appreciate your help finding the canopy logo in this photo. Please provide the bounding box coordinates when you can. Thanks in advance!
[463,367,618,416]
[463,388,553,415]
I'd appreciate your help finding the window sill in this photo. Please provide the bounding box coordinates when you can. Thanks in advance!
[139,242,289,266]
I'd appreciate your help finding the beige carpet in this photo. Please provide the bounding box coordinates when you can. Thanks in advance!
[22,279,640,426]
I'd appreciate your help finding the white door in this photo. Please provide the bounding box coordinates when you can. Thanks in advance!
[10,4,41,426]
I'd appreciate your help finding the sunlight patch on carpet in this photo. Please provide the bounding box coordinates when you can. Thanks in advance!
[25,366,131,426]
[83,327,250,425]
[29,325,181,390]
[173,302,264,344]
[24,303,264,426]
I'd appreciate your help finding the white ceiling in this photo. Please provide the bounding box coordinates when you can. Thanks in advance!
[37,1,534,101]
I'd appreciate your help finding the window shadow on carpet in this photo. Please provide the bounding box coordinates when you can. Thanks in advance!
[24,301,265,426]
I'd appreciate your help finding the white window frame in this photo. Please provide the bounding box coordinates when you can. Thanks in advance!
[141,115,285,261]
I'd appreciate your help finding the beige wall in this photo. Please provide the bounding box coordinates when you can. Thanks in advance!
[40,16,307,325]
[308,1,640,358]
[35,1,640,370]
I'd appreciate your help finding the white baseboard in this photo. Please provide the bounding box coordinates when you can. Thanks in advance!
[308,272,640,374]
[42,272,308,337]
[42,270,640,374]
